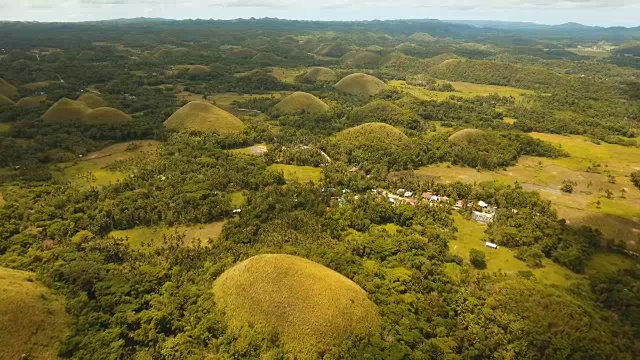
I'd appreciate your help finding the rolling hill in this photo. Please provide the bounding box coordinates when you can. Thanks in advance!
[302,67,338,82]
[335,73,388,96]
[274,92,330,113]
[77,93,108,109]
[42,98,91,121]
[0,94,15,106]
[213,254,379,358]
[0,78,18,99]
[83,107,132,125]
[164,101,245,133]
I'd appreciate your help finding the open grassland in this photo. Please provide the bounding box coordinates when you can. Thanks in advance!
[229,143,267,156]
[566,48,610,58]
[268,164,323,183]
[389,80,535,101]
[267,67,303,83]
[109,221,225,248]
[418,133,640,251]
[0,267,69,360]
[0,192,5,207]
[450,213,579,286]
[51,140,160,188]
[213,254,380,358]
[0,122,11,134]
[230,191,247,207]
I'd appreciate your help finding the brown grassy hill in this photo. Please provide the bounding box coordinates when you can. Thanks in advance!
[164,101,245,133]
[335,73,388,97]
[0,267,68,360]
[213,254,379,358]
[348,100,422,129]
[274,92,330,114]
[341,50,383,68]
[15,96,46,109]
[226,47,258,59]
[0,94,15,106]
[448,128,487,144]
[77,93,108,109]
[42,98,90,121]
[0,78,18,99]
[252,52,283,65]
[303,67,337,82]
[187,65,210,75]
[315,43,351,58]
[83,107,132,125]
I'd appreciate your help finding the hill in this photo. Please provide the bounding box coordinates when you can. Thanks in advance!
[448,128,488,144]
[274,92,329,113]
[0,267,68,360]
[187,65,210,76]
[335,122,408,146]
[164,101,245,133]
[314,43,351,58]
[0,78,18,99]
[77,93,108,109]
[42,98,91,121]
[335,73,388,97]
[15,96,46,109]
[213,254,379,358]
[0,94,15,106]
[252,52,284,65]
[347,100,422,130]
[83,107,132,125]
[341,50,383,68]
[225,47,258,59]
[302,67,337,82]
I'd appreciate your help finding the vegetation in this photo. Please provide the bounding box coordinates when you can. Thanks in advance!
[164,101,245,133]
[273,91,330,114]
[213,254,380,358]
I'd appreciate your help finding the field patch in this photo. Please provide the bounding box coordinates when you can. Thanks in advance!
[109,221,225,248]
[268,164,323,183]
[0,123,11,134]
[51,140,160,188]
[0,267,69,360]
[390,80,534,101]
[230,143,268,156]
[450,213,578,286]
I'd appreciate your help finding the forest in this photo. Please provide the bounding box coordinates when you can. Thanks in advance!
[0,17,639,360]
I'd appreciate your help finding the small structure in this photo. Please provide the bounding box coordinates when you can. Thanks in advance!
[232,209,242,214]
[396,189,406,195]
[478,200,489,208]
[403,191,413,198]
[422,192,432,200]
[430,195,440,202]
[349,166,359,173]
[485,242,498,250]
[455,200,465,208]
[472,211,494,224]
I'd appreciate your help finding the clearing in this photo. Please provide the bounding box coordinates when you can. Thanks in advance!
[390,80,535,101]
[51,140,160,188]
[268,164,323,183]
[109,221,225,248]
[0,267,69,360]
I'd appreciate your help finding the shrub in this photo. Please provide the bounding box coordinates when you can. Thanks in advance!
[469,249,487,269]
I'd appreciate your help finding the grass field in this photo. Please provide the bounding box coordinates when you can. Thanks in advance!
[51,140,160,188]
[566,48,610,58]
[268,164,323,183]
[266,67,303,83]
[0,192,5,207]
[417,133,640,251]
[229,143,268,156]
[109,221,225,248]
[230,191,246,207]
[0,267,69,360]
[450,213,579,286]
[0,123,10,134]
[212,254,379,358]
[389,80,535,101]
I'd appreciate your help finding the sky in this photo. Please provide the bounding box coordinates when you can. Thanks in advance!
[0,1,639,27]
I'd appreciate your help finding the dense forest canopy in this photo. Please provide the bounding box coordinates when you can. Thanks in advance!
[0,17,639,360]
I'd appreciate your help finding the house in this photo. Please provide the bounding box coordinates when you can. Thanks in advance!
[478,200,489,208]
[455,200,465,208]
[472,211,494,224]
[422,192,432,200]
[403,191,413,197]
[485,242,498,250]
[232,209,242,214]
[430,195,440,202]
[396,189,406,195]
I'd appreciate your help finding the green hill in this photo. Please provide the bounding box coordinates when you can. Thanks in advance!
[0,267,68,360]
[226,47,258,59]
[77,93,108,109]
[213,254,380,358]
[0,78,18,99]
[347,100,422,129]
[252,52,284,65]
[274,92,330,113]
[164,101,245,133]
[303,67,337,82]
[0,94,15,106]
[448,128,488,144]
[83,107,132,125]
[341,50,383,68]
[335,122,408,147]
[15,96,46,109]
[335,73,388,97]
[315,43,350,58]
[187,65,210,75]
[42,98,91,121]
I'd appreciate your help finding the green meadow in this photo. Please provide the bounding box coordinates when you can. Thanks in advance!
[109,221,225,248]
[268,164,323,183]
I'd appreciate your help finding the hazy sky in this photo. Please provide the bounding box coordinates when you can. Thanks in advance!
[1,1,639,26]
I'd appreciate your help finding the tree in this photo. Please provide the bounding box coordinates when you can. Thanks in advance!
[561,180,574,193]
[607,174,616,184]
[604,189,614,199]
[469,249,487,269]
[631,171,640,189]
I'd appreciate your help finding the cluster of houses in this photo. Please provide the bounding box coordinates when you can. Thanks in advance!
[390,189,497,224]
